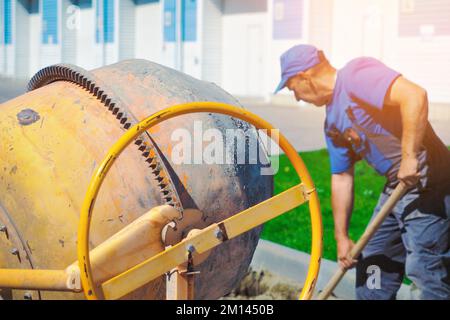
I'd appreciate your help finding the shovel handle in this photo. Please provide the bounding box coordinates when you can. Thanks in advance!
[317,182,408,300]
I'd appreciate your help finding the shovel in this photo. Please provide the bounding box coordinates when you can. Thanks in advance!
[316,182,408,300]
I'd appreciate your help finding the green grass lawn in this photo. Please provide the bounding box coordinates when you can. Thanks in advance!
[261,149,385,262]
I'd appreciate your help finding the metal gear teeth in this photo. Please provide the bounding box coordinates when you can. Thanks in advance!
[151,163,162,174]
[97,90,104,99]
[147,159,157,168]
[27,64,183,211]
[158,183,167,189]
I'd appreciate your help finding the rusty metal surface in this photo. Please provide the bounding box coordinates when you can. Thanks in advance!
[28,63,183,211]
[1,59,273,299]
[0,203,40,300]
[0,82,165,299]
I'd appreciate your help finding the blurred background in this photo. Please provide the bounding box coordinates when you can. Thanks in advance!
[2,0,449,150]
[0,0,449,105]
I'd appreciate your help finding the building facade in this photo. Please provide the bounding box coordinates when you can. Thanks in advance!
[1,0,450,104]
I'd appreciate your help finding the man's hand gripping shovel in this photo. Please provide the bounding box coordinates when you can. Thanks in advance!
[317,182,409,300]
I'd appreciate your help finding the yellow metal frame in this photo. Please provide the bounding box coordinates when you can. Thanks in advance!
[102,184,311,299]
[78,101,323,300]
[0,269,76,292]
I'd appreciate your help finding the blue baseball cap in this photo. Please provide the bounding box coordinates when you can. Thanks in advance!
[274,44,321,94]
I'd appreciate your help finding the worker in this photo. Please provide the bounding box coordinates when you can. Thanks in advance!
[275,44,450,299]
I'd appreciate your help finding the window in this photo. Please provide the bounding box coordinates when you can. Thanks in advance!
[164,0,176,42]
[164,0,197,42]
[273,0,304,40]
[182,0,197,42]
[399,0,450,37]
[96,0,115,43]
[134,0,159,4]
[42,0,58,44]
[4,0,12,44]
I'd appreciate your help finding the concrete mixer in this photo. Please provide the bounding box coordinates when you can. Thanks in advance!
[0,60,322,300]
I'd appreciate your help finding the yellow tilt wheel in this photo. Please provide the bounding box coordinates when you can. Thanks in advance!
[77,101,323,300]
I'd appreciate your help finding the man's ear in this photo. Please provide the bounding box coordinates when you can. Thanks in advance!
[297,71,311,83]
[296,71,307,80]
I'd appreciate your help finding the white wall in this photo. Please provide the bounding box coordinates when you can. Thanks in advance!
[308,0,332,57]
[222,0,311,99]
[76,4,96,70]
[61,0,77,65]
[267,0,310,99]
[383,0,450,103]
[331,0,388,68]
[135,1,163,63]
[222,0,268,97]
[201,0,223,85]
[119,0,135,61]
[29,6,41,77]
[15,1,29,78]
[331,0,450,103]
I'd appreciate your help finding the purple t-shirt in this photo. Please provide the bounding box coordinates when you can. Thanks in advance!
[325,57,402,176]
[325,57,450,188]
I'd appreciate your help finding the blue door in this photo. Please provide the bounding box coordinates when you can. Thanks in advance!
[164,0,176,42]
[42,0,59,44]
[163,0,197,42]
[182,0,196,42]
[4,0,12,45]
[96,0,115,43]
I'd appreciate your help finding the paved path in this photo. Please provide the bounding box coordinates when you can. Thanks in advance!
[0,77,27,104]
[242,102,327,152]
[251,239,412,300]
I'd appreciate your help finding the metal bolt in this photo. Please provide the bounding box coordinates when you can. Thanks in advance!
[186,244,196,254]
[10,248,21,263]
[214,229,224,241]
[23,292,33,300]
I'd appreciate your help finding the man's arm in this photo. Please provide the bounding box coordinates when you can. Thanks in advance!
[384,76,429,186]
[332,167,357,269]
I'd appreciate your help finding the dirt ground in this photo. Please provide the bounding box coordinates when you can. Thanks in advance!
[221,267,340,300]
[221,267,304,300]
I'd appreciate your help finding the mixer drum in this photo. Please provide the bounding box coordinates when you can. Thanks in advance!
[0,60,273,300]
